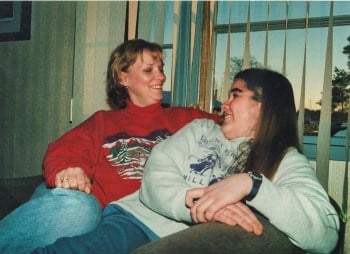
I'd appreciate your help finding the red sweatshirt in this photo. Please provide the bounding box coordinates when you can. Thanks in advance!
[43,101,219,208]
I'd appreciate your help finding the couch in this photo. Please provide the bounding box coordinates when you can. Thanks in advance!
[0,175,43,220]
[0,176,344,253]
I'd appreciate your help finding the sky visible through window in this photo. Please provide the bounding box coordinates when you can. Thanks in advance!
[214,1,350,111]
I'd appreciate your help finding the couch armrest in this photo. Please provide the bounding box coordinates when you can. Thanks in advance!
[132,213,305,254]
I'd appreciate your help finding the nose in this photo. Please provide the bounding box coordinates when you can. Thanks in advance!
[221,98,230,112]
[156,70,166,82]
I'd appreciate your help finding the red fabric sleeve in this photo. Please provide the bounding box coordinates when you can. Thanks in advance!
[43,111,105,187]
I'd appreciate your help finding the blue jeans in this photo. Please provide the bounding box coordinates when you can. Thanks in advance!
[0,183,101,254]
[32,204,159,254]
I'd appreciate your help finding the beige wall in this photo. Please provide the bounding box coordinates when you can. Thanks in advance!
[0,2,75,178]
[0,1,126,178]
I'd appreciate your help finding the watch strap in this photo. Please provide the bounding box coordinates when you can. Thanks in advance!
[246,171,262,201]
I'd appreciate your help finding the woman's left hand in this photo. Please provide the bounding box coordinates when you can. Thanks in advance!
[185,173,252,223]
[213,202,263,235]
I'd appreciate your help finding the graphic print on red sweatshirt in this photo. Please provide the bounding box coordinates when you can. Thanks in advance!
[102,129,171,179]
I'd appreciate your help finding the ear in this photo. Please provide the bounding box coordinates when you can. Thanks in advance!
[118,71,128,86]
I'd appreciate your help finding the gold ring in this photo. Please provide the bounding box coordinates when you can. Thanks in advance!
[62,177,69,182]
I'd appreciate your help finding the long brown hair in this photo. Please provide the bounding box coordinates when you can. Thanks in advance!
[235,68,300,179]
[106,39,163,109]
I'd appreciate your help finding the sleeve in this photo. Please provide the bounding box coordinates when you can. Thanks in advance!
[43,111,105,187]
[140,119,214,223]
[247,148,339,254]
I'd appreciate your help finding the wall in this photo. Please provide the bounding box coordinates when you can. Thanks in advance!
[0,1,127,178]
[0,2,76,178]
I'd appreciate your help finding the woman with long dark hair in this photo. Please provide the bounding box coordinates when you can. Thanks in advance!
[34,68,338,254]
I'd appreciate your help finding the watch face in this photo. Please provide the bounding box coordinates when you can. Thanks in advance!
[255,172,262,180]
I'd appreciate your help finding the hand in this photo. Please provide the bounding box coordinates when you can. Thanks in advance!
[213,202,263,235]
[185,173,252,223]
[55,167,92,194]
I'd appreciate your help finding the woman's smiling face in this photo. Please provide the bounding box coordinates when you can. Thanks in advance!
[220,79,261,140]
[119,49,166,107]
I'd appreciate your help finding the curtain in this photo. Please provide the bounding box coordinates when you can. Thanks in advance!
[127,1,138,40]
[223,7,232,100]
[316,1,333,190]
[264,2,269,68]
[243,2,251,70]
[172,1,215,109]
[138,1,166,44]
[297,2,309,151]
[190,1,203,107]
[343,95,350,213]
[172,1,191,106]
[282,2,288,75]
[198,1,214,112]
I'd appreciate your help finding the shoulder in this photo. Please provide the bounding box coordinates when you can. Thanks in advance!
[189,118,217,129]
[155,119,219,154]
[282,147,310,164]
[164,107,219,123]
[78,110,121,126]
[90,109,124,118]
[274,147,316,181]
[174,119,218,138]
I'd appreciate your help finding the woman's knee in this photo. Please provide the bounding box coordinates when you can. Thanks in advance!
[28,187,102,235]
[49,188,102,229]
[0,188,102,253]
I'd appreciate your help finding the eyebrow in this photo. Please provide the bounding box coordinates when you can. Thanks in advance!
[230,87,243,93]
[143,61,164,67]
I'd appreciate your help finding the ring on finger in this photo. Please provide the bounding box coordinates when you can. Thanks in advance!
[62,177,69,182]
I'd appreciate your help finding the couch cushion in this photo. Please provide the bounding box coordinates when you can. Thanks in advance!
[0,175,43,219]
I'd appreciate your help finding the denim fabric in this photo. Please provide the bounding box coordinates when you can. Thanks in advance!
[0,183,101,254]
[32,204,159,254]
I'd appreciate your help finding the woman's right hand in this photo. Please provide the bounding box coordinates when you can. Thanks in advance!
[213,202,263,235]
[55,167,92,194]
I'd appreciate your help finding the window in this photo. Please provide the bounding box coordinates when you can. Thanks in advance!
[213,1,350,161]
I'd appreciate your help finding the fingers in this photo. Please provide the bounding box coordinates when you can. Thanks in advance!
[83,174,92,194]
[213,208,238,226]
[190,191,222,223]
[55,170,65,188]
[54,167,92,194]
[190,197,215,223]
[187,188,217,223]
[185,188,205,208]
[189,174,252,223]
[214,203,263,235]
[235,202,263,235]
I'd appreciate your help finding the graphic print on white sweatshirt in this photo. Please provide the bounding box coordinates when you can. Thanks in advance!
[183,134,249,187]
[103,129,171,179]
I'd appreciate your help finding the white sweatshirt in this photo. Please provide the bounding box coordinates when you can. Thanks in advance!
[114,119,339,254]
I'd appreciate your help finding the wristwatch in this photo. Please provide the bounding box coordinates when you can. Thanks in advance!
[245,171,263,201]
